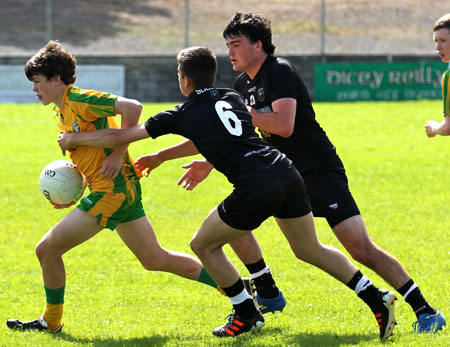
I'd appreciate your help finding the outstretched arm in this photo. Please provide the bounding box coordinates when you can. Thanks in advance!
[101,96,143,178]
[58,123,149,150]
[425,115,450,137]
[135,139,199,176]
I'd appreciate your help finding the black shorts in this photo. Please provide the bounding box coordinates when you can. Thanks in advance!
[217,167,311,230]
[301,155,360,228]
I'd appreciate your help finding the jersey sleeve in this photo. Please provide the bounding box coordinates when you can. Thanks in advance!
[66,87,117,122]
[144,106,180,139]
[442,69,450,116]
[267,61,298,102]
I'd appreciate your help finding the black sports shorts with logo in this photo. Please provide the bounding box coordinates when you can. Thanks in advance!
[301,155,360,228]
[217,167,311,230]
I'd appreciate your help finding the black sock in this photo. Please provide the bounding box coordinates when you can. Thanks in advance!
[245,258,267,274]
[245,258,279,299]
[397,279,436,318]
[233,299,257,319]
[347,270,380,312]
[346,270,364,291]
[222,278,256,319]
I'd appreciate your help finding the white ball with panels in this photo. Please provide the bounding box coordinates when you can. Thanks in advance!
[39,160,84,204]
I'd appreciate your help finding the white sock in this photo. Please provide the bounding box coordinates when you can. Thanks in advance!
[249,265,270,279]
[402,283,418,300]
[355,275,372,295]
[229,289,252,305]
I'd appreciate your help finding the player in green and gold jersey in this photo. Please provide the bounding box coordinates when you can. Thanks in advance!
[425,13,450,137]
[6,40,220,333]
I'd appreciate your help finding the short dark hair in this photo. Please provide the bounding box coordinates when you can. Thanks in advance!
[177,46,217,89]
[433,13,450,32]
[25,40,76,84]
[223,12,276,55]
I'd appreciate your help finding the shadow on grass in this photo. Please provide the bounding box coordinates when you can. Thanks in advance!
[210,326,381,347]
[50,332,170,347]
[44,326,382,347]
[284,332,382,347]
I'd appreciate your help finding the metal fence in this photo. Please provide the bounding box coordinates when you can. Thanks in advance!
[0,0,448,57]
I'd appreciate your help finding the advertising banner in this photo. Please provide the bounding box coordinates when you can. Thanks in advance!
[314,61,448,101]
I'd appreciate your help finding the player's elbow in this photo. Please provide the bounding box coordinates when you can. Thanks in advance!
[116,96,142,113]
[279,126,294,138]
[276,118,295,138]
[130,100,143,119]
[135,100,143,114]
[125,100,143,127]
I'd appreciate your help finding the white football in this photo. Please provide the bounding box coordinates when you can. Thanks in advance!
[39,160,84,204]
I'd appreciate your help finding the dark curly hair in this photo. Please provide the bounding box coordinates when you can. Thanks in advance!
[25,40,76,84]
[223,12,276,55]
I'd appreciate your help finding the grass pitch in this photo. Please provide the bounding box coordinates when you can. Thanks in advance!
[0,100,448,346]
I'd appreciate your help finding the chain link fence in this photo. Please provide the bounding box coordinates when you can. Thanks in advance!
[0,0,448,57]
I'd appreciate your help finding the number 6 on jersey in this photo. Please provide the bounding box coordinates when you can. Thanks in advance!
[215,100,243,136]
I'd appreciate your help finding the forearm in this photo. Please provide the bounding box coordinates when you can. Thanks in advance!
[157,139,199,161]
[249,98,296,138]
[251,109,293,137]
[111,108,141,157]
[72,128,124,148]
[107,144,127,161]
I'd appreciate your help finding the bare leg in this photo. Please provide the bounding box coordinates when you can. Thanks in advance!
[116,216,204,281]
[35,208,103,289]
[275,213,358,284]
[32,208,104,330]
[277,214,400,338]
[229,233,263,264]
[333,215,410,288]
[190,207,248,288]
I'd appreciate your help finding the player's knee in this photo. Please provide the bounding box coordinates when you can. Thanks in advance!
[190,232,219,260]
[189,237,200,256]
[291,244,320,263]
[189,235,206,258]
[139,249,168,271]
[347,246,373,266]
[141,259,164,271]
[35,238,51,262]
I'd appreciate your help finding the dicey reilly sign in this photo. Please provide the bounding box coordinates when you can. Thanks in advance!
[314,61,448,101]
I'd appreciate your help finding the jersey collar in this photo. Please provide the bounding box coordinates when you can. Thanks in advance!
[251,55,276,83]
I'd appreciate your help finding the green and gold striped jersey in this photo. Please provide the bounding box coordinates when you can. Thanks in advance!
[54,85,141,193]
[442,69,450,116]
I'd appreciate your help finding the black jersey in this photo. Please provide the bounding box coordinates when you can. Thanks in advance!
[234,55,337,174]
[144,87,293,190]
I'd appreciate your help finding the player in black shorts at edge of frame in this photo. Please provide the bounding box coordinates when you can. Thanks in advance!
[58,46,397,339]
